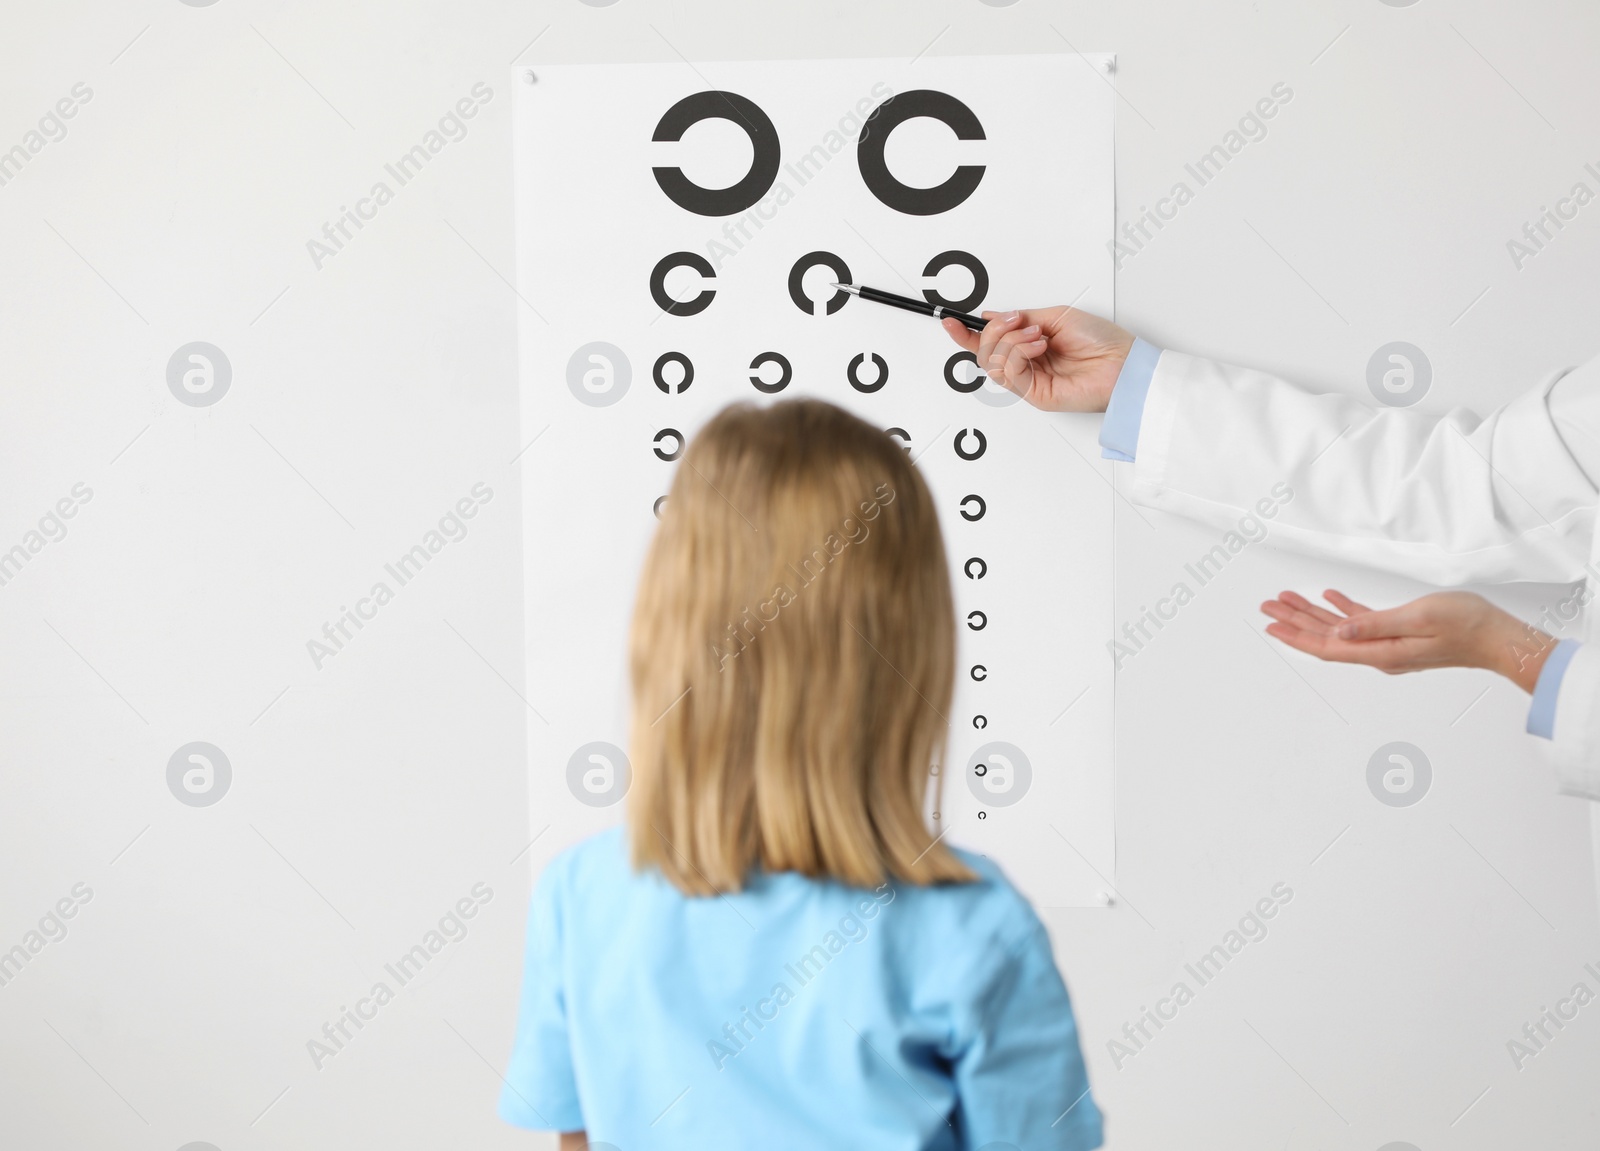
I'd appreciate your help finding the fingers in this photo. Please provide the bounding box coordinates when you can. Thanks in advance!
[1336,603,1417,642]
[1264,621,1367,663]
[976,312,1027,371]
[1277,590,1345,628]
[946,312,1038,371]
[1260,599,1337,635]
[1266,593,1442,674]
[1323,589,1372,617]
[992,339,1041,397]
[1266,622,1412,670]
[984,323,1043,384]
[1264,621,1331,658]
[941,316,979,352]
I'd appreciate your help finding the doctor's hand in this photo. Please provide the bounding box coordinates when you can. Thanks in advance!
[1260,589,1555,694]
[940,307,1134,413]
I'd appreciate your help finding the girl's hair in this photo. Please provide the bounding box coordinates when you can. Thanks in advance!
[628,398,974,894]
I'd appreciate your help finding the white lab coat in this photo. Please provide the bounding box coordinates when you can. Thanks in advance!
[1123,350,1600,811]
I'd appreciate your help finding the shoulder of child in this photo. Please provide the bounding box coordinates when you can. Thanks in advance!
[532,826,630,909]
[926,849,1049,956]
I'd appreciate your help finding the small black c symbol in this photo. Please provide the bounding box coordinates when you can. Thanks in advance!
[653,352,694,394]
[923,250,989,313]
[971,664,987,681]
[960,494,986,521]
[954,428,987,460]
[964,557,987,580]
[967,611,987,630]
[847,352,889,393]
[653,495,668,518]
[789,251,852,316]
[653,428,684,461]
[886,427,911,450]
[650,252,716,316]
[749,351,793,394]
[944,351,982,394]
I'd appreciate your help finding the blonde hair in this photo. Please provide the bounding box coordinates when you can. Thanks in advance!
[628,398,974,894]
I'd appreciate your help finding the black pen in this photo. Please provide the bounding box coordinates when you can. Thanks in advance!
[832,282,989,332]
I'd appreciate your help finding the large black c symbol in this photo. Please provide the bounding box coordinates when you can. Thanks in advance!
[857,90,986,216]
[652,91,782,216]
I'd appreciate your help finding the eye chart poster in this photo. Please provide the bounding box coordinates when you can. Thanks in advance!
[514,55,1116,906]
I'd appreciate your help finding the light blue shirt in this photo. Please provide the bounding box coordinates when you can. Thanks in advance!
[1098,337,1162,462]
[499,827,1103,1150]
[1528,638,1581,739]
[1097,342,1583,737]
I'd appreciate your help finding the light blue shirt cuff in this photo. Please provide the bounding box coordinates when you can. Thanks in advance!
[1527,638,1581,740]
[1098,337,1162,461]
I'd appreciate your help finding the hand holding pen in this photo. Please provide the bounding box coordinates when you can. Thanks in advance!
[838,280,1135,412]
[940,305,1134,412]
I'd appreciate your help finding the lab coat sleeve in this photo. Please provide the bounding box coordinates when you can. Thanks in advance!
[1126,351,1600,586]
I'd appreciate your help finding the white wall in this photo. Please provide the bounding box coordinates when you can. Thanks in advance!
[2,2,1597,1149]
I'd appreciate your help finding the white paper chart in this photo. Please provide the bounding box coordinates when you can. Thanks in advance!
[513,55,1116,906]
